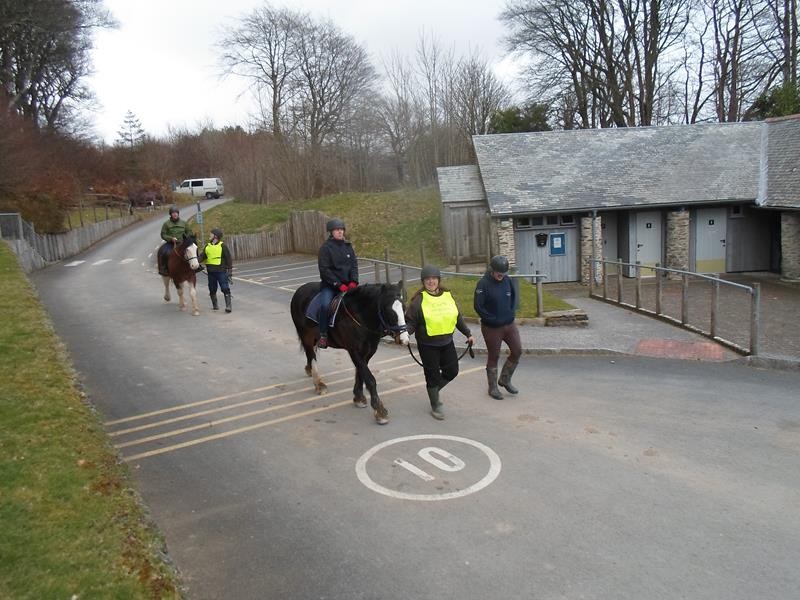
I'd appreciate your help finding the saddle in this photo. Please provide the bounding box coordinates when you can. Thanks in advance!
[305,292,345,327]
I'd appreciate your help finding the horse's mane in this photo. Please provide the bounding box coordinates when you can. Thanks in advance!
[345,283,400,311]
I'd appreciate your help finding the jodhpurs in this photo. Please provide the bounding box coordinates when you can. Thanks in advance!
[207,270,230,295]
[418,341,459,390]
[317,284,336,335]
[481,322,522,369]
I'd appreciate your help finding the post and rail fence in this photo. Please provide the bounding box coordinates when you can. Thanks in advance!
[589,258,760,355]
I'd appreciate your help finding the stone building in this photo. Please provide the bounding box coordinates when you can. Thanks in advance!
[438,115,800,283]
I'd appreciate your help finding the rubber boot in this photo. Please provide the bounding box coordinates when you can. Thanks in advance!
[498,359,519,394]
[427,386,444,420]
[486,368,504,400]
[210,293,219,310]
[224,293,232,313]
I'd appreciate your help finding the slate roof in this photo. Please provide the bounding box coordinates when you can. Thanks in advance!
[436,165,485,204]
[472,122,763,215]
[760,115,800,209]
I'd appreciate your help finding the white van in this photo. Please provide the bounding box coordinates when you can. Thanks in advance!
[175,177,224,199]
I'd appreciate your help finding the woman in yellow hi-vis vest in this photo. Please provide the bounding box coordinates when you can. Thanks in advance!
[199,228,233,312]
[405,265,475,420]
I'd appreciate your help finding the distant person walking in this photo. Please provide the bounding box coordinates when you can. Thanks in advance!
[473,255,522,400]
[199,228,233,313]
[405,265,475,420]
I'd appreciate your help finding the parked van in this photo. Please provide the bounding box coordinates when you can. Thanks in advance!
[175,177,224,199]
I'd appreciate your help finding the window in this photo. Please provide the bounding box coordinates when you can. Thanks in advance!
[546,215,559,225]
[515,217,530,228]
[191,180,203,187]
[560,215,574,225]
[179,181,189,188]
[729,205,743,218]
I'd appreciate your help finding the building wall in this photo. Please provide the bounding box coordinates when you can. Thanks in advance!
[580,216,603,284]
[781,211,800,280]
[666,210,690,276]
[496,218,516,267]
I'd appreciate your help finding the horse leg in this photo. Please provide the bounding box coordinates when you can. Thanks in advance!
[352,369,367,408]
[188,281,200,316]
[302,330,326,394]
[349,349,386,424]
[162,275,171,302]
[176,280,186,311]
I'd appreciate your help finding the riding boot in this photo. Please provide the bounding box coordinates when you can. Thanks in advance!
[498,359,519,394]
[210,294,219,310]
[486,368,504,400]
[427,386,444,420]
[224,293,232,313]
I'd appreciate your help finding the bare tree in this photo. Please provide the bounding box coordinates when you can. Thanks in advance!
[448,51,510,135]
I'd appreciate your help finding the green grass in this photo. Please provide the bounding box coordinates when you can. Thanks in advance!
[0,245,181,599]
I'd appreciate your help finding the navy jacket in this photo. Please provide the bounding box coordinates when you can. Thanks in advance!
[473,271,517,327]
[318,237,358,288]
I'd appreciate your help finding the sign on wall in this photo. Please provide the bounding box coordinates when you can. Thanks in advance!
[549,232,566,256]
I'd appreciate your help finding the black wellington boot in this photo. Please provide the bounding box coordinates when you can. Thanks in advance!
[224,293,232,313]
[211,294,219,310]
[498,359,519,394]
[427,387,444,420]
[486,368,504,400]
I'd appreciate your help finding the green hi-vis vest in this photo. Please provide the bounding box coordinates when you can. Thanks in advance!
[421,290,458,336]
[204,242,223,265]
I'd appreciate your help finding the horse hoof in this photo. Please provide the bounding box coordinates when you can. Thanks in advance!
[353,398,368,408]
[304,366,312,377]
[163,296,170,302]
[192,310,200,316]
[315,384,327,395]
[374,411,389,425]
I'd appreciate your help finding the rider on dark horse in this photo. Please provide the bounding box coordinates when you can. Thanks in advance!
[317,217,358,349]
[158,205,193,275]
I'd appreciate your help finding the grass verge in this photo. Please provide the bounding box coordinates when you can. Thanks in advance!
[0,244,181,599]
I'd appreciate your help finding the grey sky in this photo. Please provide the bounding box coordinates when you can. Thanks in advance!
[88,0,519,144]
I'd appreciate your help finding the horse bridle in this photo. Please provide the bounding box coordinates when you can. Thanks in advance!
[340,294,408,341]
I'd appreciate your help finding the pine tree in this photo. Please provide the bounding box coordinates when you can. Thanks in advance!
[116,110,145,148]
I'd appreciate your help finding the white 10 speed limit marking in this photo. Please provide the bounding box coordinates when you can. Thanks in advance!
[355,434,501,501]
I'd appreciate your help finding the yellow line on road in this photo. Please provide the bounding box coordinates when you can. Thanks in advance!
[109,363,416,437]
[105,354,411,425]
[122,366,485,462]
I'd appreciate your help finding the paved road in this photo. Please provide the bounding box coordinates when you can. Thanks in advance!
[30,213,800,600]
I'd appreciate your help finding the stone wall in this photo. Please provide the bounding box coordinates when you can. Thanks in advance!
[579,216,603,284]
[666,210,690,276]
[781,211,800,280]
[495,218,516,267]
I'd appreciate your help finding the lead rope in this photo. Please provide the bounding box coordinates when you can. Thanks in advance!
[407,340,474,368]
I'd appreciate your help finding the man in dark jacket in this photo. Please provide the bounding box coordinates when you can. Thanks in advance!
[473,255,522,399]
[317,218,358,348]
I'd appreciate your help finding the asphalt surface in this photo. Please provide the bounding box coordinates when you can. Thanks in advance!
[27,205,800,599]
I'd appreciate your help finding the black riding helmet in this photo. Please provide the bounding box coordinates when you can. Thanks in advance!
[490,255,509,273]
[420,265,441,281]
[326,218,346,232]
[211,227,223,240]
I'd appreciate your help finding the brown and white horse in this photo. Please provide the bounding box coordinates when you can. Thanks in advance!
[161,234,202,316]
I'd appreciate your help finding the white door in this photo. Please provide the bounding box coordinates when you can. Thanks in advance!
[634,211,662,276]
[695,208,727,273]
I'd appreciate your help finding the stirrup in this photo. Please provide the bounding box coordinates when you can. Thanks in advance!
[318,336,328,349]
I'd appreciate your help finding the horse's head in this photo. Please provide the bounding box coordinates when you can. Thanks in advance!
[180,234,201,271]
[380,281,410,345]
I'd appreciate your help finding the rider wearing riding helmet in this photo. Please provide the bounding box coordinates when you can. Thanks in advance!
[317,217,358,349]
[158,205,193,275]
[405,265,475,420]
[474,254,522,400]
[199,227,233,312]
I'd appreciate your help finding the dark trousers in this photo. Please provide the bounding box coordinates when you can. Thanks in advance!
[481,323,522,368]
[207,270,230,295]
[317,284,336,335]
[418,341,459,389]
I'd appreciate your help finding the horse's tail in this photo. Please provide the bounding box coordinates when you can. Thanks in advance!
[289,282,320,346]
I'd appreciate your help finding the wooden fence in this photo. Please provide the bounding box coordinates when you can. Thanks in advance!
[225,210,328,261]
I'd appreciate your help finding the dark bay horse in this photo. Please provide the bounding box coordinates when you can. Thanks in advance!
[161,234,202,315]
[290,282,410,425]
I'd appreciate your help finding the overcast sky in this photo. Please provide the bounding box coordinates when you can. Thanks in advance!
[87,0,520,145]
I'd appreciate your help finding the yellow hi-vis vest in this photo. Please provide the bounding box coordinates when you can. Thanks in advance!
[421,290,458,336]
[204,242,223,265]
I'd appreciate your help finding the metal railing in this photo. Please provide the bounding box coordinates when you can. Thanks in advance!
[590,258,760,355]
[363,257,549,317]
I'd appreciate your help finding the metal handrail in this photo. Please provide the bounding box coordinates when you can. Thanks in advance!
[590,257,760,355]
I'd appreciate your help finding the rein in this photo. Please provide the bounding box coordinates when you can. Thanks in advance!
[407,341,474,368]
